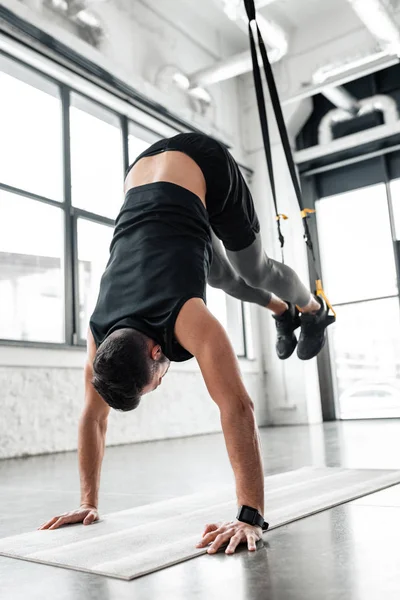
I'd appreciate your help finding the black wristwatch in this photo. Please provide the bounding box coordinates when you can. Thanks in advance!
[236,505,269,531]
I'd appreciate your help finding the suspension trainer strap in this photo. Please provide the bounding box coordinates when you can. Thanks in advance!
[253,20,317,269]
[243,0,335,315]
[245,1,285,258]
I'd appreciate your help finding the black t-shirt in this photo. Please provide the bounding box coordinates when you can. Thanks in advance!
[89,181,212,361]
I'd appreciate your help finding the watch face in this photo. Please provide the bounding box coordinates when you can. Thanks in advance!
[241,507,255,521]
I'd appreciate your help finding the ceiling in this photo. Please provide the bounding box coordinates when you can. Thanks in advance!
[180,0,400,49]
[261,0,349,30]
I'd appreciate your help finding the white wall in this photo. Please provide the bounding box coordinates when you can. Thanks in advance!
[0,357,260,460]
[0,0,266,458]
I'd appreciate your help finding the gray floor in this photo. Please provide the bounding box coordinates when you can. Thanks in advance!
[1,420,400,599]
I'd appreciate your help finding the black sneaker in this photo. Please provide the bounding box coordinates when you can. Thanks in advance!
[297,296,336,360]
[272,303,301,360]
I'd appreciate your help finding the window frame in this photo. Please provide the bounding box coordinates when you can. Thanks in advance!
[0,50,252,359]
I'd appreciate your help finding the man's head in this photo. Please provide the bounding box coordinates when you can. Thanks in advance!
[92,328,170,412]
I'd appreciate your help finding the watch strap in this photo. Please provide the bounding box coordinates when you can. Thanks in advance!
[237,505,269,531]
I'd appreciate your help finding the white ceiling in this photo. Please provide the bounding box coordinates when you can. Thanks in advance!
[180,0,248,50]
[124,0,400,75]
[182,0,400,48]
[261,0,349,30]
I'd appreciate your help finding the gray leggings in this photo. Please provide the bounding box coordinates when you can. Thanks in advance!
[208,231,311,308]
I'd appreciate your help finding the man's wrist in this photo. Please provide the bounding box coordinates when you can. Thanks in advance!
[238,503,264,515]
[80,502,97,510]
[236,505,268,530]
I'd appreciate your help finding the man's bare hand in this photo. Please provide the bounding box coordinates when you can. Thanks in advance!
[195,520,263,554]
[38,505,99,530]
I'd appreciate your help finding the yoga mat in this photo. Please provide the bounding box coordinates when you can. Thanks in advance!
[1,467,399,580]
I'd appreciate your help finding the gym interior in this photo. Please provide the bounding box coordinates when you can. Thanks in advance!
[1,1,400,598]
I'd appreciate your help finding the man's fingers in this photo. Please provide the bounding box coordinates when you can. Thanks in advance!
[207,530,235,554]
[38,508,100,531]
[83,512,97,525]
[202,523,218,537]
[225,533,243,555]
[196,525,227,548]
[38,517,59,530]
[197,522,263,555]
[247,534,257,552]
[48,516,71,530]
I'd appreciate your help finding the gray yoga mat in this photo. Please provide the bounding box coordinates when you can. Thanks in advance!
[1,467,399,580]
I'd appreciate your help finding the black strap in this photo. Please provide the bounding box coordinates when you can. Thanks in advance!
[246,16,284,254]
[244,0,320,278]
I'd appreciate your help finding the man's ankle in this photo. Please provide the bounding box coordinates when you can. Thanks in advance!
[299,295,320,315]
[267,295,289,316]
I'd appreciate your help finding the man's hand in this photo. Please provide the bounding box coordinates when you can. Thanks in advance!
[195,520,263,554]
[38,505,99,530]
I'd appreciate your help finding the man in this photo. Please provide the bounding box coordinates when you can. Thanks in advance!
[39,133,334,554]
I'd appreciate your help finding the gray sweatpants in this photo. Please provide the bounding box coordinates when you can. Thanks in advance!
[208,231,311,308]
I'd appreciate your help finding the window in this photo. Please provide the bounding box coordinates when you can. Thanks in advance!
[70,94,124,220]
[316,184,397,305]
[207,285,254,359]
[389,178,400,240]
[329,298,400,419]
[0,54,63,200]
[316,183,400,418]
[77,219,113,339]
[128,121,156,165]
[0,52,253,358]
[0,190,65,343]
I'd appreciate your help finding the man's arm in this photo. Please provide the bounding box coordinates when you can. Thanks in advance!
[78,356,110,509]
[39,330,110,530]
[175,298,264,516]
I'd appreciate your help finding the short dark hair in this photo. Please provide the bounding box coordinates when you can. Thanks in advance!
[92,328,155,412]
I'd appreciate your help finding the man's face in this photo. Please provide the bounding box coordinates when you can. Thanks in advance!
[142,350,170,395]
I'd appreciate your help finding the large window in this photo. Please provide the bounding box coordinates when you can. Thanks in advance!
[77,219,113,338]
[0,54,63,200]
[314,174,400,419]
[70,94,124,220]
[0,51,253,358]
[0,190,65,343]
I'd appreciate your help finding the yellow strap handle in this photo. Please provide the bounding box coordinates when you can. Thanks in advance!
[315,279,336,317]
[276,213,288,221]
[301,208,316,219]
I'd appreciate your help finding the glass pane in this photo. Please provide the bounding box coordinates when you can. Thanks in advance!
[127,122,158,165]
[331,298,400,419]
[128,135,149,164]
[243,302,255,359]
[0,54,62,200]
[70,94,124,219]
[226,297,245,356]
[206,285,248,356]
[316,183,397,304]
[77,219,113,338]
[206,284,227,328]
[389,178,400,240]
[0,191,65,342]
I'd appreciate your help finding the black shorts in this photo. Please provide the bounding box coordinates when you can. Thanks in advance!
[127,133,260,252]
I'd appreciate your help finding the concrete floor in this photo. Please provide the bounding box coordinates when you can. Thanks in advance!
[1,420,400,599]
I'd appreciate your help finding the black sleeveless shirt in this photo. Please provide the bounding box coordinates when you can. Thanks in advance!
[89,181,212,361]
